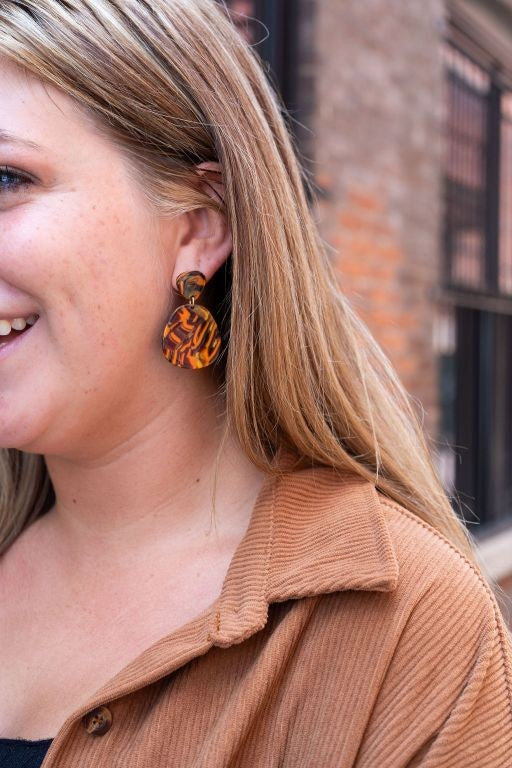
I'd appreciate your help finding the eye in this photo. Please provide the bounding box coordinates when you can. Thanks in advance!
[0,166,33,194]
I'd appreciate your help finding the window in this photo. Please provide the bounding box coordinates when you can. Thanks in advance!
[440,39,512,532]
[442,44,490,291]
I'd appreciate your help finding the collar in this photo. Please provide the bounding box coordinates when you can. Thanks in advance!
[210,458,400,647]
[78,456,400,715]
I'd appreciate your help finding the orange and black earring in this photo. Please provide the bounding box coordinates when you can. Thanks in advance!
[161,270,221,369]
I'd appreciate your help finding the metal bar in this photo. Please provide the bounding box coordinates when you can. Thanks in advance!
[478,312,494,524]
[436,286,512,315]
[485,79,501,291]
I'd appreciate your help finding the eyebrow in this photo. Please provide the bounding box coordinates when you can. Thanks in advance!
[0,129,43,151]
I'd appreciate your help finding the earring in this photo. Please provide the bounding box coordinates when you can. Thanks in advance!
[161,270,221,369]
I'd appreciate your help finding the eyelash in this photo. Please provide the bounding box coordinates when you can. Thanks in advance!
[0,166,33,193]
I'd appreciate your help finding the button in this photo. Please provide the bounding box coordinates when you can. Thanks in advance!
[82,706,113,735]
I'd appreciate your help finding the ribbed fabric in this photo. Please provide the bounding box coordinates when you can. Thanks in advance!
[0,737,53,767]
[26,464,512,767]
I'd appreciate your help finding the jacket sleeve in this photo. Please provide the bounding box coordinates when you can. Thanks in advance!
[355,548,512,768]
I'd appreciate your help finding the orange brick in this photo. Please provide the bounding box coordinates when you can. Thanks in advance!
[348,188,386,213]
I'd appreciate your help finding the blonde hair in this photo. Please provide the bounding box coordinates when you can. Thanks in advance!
[0,0,498,600]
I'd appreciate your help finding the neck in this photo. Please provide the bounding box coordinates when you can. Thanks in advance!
[39,379,266,574]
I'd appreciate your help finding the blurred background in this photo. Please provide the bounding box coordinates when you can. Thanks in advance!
[219,0,512,606]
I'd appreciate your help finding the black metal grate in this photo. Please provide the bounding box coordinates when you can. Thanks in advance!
[442,40,512,299]
[442,43,490,291]
[451,307,512,529]
[441,40,512,529]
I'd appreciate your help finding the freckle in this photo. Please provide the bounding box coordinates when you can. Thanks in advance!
[195,477,200,483]
[72,498,77,504]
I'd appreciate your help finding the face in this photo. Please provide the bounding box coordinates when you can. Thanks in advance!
[0,58,183,457]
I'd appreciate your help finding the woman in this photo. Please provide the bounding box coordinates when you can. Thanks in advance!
[0,1,510,766]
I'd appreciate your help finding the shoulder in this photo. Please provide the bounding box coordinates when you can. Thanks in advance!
[267,468,512,763]
[272,464,507,615]
[272,463,510,645]
[300,469,512,705]
[377,491,508,626]
[371,492,512,673]
[312,480,512,766]
[351,493,512,766]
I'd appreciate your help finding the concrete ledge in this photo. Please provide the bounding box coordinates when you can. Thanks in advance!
[475,526,512,582]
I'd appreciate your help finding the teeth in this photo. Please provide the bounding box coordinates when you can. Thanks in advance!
[0,314,39,335]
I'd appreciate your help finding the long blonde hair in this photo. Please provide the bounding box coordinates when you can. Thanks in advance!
[0,0,496,596]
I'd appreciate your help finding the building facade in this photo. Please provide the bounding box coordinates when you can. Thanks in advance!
[221,0,512,594]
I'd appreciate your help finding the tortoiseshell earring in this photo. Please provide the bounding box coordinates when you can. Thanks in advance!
[161,270,221,369]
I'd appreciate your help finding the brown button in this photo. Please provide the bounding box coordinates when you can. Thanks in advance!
[82,705,113,736]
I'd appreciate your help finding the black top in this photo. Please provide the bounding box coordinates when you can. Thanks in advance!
[0,737,54,768]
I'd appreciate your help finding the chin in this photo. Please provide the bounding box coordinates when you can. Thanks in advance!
[0,408,55,454]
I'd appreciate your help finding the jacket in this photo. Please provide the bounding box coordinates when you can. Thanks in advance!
[39,463,512,767]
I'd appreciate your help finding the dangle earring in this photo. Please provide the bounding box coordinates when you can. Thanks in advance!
[161,270,221,369]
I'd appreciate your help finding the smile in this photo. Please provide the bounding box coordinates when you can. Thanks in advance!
[0,314,40,357]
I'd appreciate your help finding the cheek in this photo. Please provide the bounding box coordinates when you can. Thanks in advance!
[3,194,161,325]
[0,207,166,433]
[1,196,98,295]
[0,158,169,449]
[0,223,157,450]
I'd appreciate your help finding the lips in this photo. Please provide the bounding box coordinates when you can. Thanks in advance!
[0,326,31,345]
[0,315,39,350]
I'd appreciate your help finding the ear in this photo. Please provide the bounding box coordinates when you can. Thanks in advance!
[171,161,231,289]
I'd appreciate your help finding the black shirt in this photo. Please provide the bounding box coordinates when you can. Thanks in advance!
[0,737,53,767]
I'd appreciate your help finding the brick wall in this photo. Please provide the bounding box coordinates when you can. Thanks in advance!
[310,0,447,438]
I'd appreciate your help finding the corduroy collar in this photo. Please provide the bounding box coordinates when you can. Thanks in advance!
[209,460,400,648]
[63,457,400,729]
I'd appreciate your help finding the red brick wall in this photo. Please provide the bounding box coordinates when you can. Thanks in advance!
[311,0,447,438]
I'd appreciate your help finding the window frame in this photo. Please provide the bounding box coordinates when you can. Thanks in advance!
[440,31,512,531]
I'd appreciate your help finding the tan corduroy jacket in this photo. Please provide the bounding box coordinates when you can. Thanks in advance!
[39,464,512,767]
